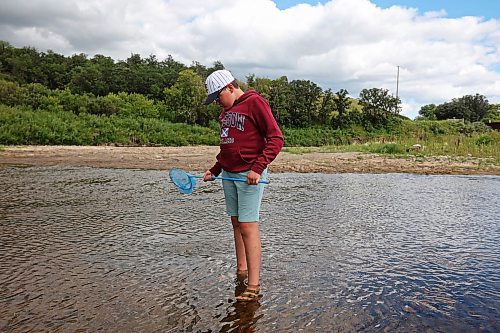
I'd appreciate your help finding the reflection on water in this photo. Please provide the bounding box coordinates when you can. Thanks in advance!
[0,166,499,332]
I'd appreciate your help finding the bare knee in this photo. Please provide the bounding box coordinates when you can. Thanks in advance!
[231,216,240,229]
[238,221,258,237]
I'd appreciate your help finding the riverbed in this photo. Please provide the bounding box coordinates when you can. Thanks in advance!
[0,166,499,332]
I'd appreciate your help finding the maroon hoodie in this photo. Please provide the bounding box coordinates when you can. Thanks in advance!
[209,90,284,176]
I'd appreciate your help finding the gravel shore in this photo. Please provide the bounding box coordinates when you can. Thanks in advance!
[1,145,498,175]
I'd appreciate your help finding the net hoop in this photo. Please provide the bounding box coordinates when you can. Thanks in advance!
[169,168,197,194]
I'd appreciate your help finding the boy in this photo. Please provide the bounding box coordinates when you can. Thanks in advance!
[203,69,284,301]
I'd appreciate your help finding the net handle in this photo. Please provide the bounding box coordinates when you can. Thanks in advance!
[191,174,270,184]
[212,176,269,184]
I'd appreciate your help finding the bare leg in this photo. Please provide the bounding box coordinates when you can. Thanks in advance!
[238,221,261,287]
[231,216,247,273]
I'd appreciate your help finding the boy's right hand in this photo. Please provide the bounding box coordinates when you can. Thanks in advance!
[203,170,214,182]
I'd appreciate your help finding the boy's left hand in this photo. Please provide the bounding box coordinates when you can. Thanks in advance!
[247,170,261,185]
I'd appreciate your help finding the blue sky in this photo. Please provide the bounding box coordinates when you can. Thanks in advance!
[274,0,500,19]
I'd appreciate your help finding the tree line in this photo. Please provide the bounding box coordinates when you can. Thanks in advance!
[417,94,498,123]
[0,41,498,130]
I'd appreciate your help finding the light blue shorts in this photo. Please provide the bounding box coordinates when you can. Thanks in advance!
[221,169,267,222]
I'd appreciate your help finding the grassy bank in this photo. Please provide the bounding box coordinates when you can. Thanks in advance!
[282,120,499,161]
[0,105,218,146]
[283,131,499,160]
[0,104,498,162]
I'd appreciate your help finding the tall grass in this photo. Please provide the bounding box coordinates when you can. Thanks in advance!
[0,105,218,146]
[1,104,498,162]
[283,120,499,161]
[283,132,499,161]
[384,133,499,158]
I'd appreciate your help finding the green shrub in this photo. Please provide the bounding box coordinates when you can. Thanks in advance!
[0,79,23,106]
[369,143,406,154]
[87,97,117,116]
[22,83,51,109]
[104,92,159,118]
[475,134,494,146]
[53,88,91,114]
[39,95,64,113]
[0,104,219,146]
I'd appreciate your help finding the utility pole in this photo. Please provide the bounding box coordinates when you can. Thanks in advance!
[396,65,400,99]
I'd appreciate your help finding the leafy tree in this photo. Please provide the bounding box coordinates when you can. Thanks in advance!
[163,69,217,126]
[39,95,64,113]
[0,79,23,106]
[248,76,273,101]
[68,53,88,68]
[123,54,149,95]
[21,83,52,110]
[210,61,225,72]
[268,76,290,125]
[68,63,107,96]
[86,96,117,116]
[247,74,292,125]
[90,54,116,92]
[483,104,500,122]
[110,62,133,93]
[287,80,322,128]
[104,92,158,118]
[142,54,166,99]
[417,104,437,120]
[40,50,69,89]
[317,88,335,125]
[459,94,490,122]
[246,74,256,88]
[159,55,186,88]
[3,46,43,84]
[189,61,210,79]
[53,88,92,115]
[331,89,352,128]
[126,53,144,67]
[433,94,490,122]
[0,43,216,107]
[359,88,400,127]
[434,101,461,121]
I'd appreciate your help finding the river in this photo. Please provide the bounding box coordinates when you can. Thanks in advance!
[0,166,499,332]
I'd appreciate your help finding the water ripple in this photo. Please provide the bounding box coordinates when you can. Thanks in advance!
[0,167,498,332]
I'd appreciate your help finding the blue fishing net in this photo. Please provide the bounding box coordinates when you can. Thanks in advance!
[169,168,197,194]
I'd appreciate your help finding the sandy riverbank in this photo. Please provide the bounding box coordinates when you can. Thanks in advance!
[0,145,498,175]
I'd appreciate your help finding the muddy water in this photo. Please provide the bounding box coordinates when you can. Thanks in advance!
[0,166,499,332]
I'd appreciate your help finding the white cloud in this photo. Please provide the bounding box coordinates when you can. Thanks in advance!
[0,0,499,118]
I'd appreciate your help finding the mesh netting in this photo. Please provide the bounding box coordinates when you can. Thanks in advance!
[169,168,197,194]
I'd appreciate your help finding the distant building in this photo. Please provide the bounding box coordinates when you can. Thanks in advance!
[485,121,500,131]
[446,118,465,123]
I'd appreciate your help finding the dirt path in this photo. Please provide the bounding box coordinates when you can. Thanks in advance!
[0,145,498,175]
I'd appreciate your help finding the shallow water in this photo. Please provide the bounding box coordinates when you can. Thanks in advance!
[0,166,499,332]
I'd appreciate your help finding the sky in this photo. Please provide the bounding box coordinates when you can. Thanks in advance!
[277,1,500,19]
[0,0,499,119]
